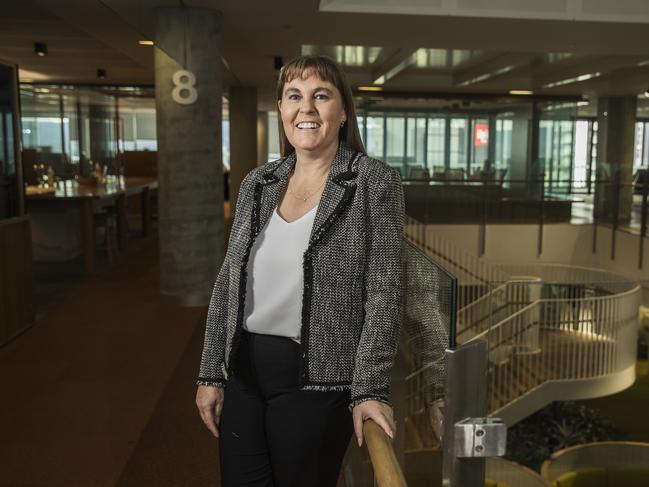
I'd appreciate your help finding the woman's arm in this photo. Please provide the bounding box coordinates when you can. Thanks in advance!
[197,171,254,387]
[197,256,230,388]
[349,164,405,411]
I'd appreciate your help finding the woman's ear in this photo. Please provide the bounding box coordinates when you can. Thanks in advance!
[277,98,282,112]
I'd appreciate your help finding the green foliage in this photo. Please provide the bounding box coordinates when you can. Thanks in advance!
[505,401,624,471]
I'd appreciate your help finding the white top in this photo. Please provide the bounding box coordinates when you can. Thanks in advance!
[242,204,319,343]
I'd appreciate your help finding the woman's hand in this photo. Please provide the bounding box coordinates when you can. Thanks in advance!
[352,400,396,447]
[196,385,225,438]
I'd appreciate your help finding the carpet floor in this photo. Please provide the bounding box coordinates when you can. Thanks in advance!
[0,233,218,486]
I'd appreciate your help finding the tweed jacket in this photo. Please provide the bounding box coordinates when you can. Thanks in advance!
[197,142,404,411]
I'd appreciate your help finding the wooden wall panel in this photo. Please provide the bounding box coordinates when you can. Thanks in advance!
[0,216,34,345]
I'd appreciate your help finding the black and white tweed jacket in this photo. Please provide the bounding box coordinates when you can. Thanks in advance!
[197,142,404,411]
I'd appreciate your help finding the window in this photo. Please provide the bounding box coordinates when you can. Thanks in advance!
[406,116,426,167]
[573,120,589,189]
[386,116,405,169]
[470,118,489,176]
[426,118,446,173]
[365,115,384,160]
[449,118,468,171]
[495,118,512,171]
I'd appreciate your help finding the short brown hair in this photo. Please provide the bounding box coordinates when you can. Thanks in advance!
[276,55,366,157]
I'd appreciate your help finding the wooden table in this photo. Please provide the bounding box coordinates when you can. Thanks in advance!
[25,176,158,273]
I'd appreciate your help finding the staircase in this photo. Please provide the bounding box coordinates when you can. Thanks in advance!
[403,216,641,426]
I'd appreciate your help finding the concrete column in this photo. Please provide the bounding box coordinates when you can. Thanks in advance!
[257,111,269,165]
[508,104,538,197]
[229,86,257,216]
[155,7,223,305]
[594,96,637,223]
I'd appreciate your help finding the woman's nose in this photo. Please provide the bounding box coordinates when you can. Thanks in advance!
[299,98,316,113]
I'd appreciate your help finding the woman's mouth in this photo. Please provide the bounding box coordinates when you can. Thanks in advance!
[296,122,321,129]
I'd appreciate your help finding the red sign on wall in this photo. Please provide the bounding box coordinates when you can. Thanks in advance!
[474,123,488,147]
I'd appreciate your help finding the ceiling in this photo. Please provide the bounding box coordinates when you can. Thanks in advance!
[1,0,649,111]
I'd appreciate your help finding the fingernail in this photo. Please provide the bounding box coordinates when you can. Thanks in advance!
[388,430,394,439]
[357,437,361,447]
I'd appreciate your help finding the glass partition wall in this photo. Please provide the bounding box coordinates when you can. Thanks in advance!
[357,110,493,179]
[353,98,641,198]
[356,97,647,234]
[0,60,22,219]
[20,84,155,182]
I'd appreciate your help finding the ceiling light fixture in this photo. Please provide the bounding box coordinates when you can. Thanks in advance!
[97,68,107,80]
[457,65,517,87]
[138,40,154,46]
[357,86,383,92]
[542,72,601,89]
[34,42,47,57]
[509,90,534,95]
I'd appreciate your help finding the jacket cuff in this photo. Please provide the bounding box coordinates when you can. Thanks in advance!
[348,395,393,412]
[196,377,226,388]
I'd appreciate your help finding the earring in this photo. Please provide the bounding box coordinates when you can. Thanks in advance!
[340,121,345,128]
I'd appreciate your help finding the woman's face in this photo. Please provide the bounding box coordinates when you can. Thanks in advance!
[278,72,347,155]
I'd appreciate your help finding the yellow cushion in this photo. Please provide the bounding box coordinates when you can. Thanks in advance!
[554,469,606,487]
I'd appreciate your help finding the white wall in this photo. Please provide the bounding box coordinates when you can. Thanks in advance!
[426,223,649,304]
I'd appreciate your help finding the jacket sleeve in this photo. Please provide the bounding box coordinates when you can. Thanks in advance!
[197,173,251,388]
[349,165,405,411]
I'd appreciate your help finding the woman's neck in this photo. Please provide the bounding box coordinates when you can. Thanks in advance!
[292,140,339,179]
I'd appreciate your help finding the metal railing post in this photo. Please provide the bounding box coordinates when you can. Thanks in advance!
[442,339,506,487]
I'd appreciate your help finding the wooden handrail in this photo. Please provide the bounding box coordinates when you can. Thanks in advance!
[363,419,407,487]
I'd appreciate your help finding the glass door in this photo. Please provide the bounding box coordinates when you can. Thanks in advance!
[0,61,22,219]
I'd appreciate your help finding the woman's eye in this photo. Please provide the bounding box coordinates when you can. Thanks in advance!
[288,94,300,101]
[315,93,329,100]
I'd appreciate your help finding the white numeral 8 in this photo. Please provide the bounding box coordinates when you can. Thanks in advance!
[172,70,198,105]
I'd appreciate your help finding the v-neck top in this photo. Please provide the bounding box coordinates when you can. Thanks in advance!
[242,204,319,343]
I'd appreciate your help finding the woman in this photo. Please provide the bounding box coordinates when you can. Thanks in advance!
[196,55,404,486]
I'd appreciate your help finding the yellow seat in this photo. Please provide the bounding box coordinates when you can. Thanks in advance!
[552,468,605,487]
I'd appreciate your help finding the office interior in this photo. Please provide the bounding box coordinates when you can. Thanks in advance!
[1,1,649,486]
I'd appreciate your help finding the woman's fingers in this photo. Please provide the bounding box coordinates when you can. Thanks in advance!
[353,401,397,447]
[196,386,223,438]
[200,407,220,438]
[373,409,394,440]
[353,409,364,447]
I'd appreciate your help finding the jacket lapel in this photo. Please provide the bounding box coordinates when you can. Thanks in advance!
[251,143,360,248]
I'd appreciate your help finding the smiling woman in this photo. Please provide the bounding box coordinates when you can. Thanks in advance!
[279,79,345,155]
[276,56,365,158]
[196,55,404,487]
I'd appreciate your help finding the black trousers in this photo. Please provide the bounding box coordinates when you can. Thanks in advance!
[219,329,354,487]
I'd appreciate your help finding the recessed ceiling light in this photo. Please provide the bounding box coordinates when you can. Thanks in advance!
[357,86,383,92]
[509,90,534,95]
[138,40,154,46]
[34,42,47,57]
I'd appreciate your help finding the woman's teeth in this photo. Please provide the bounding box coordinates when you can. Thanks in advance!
[297,122,320,129]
